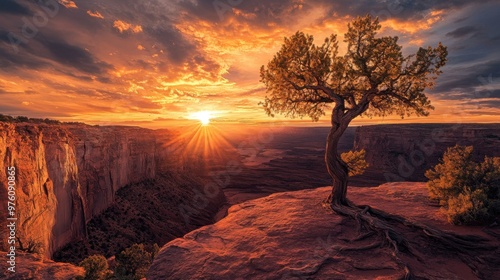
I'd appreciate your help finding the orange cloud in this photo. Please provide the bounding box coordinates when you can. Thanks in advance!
[87,10,104,19]
[58,0,77,9]
[381,9,445,34]
[113,20,143,33]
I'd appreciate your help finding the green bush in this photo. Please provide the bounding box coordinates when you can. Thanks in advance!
[341,149,369,176]
[0,114,61,124]
[114,244,152,280]
[79,255,110,280]
[425,145,500,225]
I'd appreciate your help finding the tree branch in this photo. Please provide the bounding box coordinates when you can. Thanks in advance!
[285,78,343,104]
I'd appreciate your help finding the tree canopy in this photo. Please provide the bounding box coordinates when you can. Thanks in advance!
[260,15,447,206]
[260,15,447,124]
[426,145,500,225]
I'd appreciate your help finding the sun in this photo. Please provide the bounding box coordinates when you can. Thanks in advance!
[190,111,212,126]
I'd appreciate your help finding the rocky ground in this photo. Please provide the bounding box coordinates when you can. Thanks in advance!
[0,252,83,280]
[148,183,500,280]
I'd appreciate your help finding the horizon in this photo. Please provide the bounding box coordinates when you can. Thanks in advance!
[1,1,499,127]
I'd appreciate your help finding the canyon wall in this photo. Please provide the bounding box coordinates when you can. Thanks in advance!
[0,123,172,257]
[354,124,500,184]
[67,125,157,219]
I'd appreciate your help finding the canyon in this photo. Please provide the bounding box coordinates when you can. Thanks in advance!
[0,122,225,260]
[354,123,500,184]
[1,122,499,278]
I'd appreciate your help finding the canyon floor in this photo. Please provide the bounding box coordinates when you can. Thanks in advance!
[148,183,500,280]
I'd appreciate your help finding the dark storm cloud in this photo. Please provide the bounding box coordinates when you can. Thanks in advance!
[145,26,197,65]
[412,1,500,111]
[433,60,500,94]
[446,26,479,38]
[0,0,32,16]
[315,0,486,22]
[176,0,490,34]
[178,0,244,22]
[0,41,49,69]
[40,37,113,74]
[179,0,307,28]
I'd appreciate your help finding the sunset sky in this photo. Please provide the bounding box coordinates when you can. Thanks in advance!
[0,0,499,127]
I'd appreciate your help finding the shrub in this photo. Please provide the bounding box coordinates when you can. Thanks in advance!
[341,149,369,176]
[0,114,61,124]
[425,145,500,225]
[17,237,43,254]
[79,255,110,280]
[151,243,160,261]
[114,244,152,280]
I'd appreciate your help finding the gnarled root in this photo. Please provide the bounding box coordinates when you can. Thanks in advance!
[328,200,498,279]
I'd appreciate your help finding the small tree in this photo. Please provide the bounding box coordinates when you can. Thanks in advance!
[79,255,109,280]
[341,149,369,176]
[151,243,160,261]
[260,15,447,206]
[16,236,43,254]
[425,145,500,225]
[114,244,152,280]
[258,15,500,278]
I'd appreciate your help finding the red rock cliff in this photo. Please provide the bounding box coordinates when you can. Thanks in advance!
[353,124,500,184]
[0,123,160,257]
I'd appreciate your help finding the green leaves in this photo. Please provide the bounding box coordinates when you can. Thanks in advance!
[260,15,448,123]
[425,145,500,225]
[115,244,152,280]
[79,255,110,280]
[260,31,338,121]
[341,149,369,177]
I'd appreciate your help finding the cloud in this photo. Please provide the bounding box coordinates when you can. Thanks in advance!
[113,20,143,33]
[58,0,78,9]
[446,26,479,38]
[0,0,32,15]
[87,10,104,19]
[0,0,499,125]
[0,34,49,69]
[40,38,113,75]
[145,26,196,64]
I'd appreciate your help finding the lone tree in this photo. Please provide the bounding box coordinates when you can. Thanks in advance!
[261,16,499,279]
[261,15,446,206]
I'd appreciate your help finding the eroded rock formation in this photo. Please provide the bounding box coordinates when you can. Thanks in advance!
[148,183,500,279]
[0,122,217,258]
[353,124,500,184]
[0,251,83,280]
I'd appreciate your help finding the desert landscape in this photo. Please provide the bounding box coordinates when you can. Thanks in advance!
[1,121,499,279]
[1,1,500,279]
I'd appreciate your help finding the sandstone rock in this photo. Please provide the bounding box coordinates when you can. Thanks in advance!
[354,124,500,184]
[148,183,499,279]
[67,125,157,220]
[0,123,65,257]
[0,122,170,257]
[0,251,83,280]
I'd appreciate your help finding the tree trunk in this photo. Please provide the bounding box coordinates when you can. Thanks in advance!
[325,124,349,206]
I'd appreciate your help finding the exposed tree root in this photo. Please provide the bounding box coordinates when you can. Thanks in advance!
[327,200,499,279]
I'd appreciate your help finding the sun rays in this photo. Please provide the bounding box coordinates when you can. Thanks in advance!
[161,122,238,173]
[188,111,213,126]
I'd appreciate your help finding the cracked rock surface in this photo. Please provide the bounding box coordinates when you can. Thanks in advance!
[148,183,499,280]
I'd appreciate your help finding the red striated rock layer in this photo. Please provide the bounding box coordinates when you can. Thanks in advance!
[67,125,157,220]
[0,251,83,280]
[0,122,167,257]
[148,183,499,280]
[354,124,500,184]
